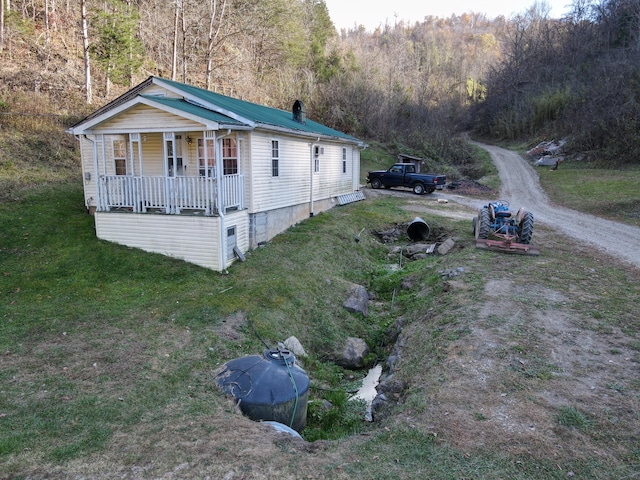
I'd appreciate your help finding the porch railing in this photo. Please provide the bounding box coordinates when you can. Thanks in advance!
[97,175,244,214]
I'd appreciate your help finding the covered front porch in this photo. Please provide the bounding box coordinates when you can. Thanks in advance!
[97,173,244,215]
[85,129,245,216]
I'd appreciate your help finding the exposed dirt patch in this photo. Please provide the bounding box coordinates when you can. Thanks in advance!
[445,179,497,196]
[421,274,640,462]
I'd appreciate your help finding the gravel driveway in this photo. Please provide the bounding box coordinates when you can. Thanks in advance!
[467,142,640,270]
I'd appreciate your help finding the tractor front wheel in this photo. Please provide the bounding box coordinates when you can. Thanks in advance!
[476,207,491,239]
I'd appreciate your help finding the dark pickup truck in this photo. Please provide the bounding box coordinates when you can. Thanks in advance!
[366,164,446,195]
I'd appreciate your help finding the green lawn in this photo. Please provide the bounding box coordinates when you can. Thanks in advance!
[2,171,640,478]
[538,163,640,227]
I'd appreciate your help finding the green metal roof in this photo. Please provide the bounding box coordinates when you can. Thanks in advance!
[140,95,245,126]
[155,77,362,144]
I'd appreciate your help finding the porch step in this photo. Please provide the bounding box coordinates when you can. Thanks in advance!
[337,191,365,206]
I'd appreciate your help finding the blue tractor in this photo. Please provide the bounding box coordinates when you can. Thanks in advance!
[472,200,538,254]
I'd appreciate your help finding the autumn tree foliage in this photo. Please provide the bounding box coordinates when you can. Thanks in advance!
[475,0,640,164]
[0,0,638,168]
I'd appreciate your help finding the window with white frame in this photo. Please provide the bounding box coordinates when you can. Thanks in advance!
[165,134,184,176]
[271,140,279,177]
[198,138,215,177]
[342,147,347,173]
[113,138,127,175]
[222,137,238,175]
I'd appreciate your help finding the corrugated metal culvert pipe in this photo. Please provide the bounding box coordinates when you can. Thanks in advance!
[407,217,430,241]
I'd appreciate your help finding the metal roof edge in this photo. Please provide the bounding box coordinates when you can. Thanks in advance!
[69,76,155,131]
[255,122,366,146]
[153,77,257,128]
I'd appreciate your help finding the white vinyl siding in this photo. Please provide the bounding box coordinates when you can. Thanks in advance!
[313,143,354,200]
[247,131,356,213]
[248,132,311,212]
[80,135,100,208]
[94,210,249,271]
[98,104,205,132]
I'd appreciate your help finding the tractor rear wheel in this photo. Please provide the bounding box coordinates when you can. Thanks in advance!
[476,207,491,239]
[518,212,534,244]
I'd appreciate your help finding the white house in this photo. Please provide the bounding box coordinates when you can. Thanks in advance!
[68,76,366,271]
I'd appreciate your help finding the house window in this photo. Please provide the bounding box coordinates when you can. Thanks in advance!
[271,140,279,177]
[222,137,238,175]
[342,148,347,174]
[113,138,127,175]
[198,138,215,177]
[313,144,322,173]
[166,135,184,176]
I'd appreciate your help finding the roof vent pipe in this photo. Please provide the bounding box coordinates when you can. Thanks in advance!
[292,100,306,124]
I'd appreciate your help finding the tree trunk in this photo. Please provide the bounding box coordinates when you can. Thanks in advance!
[181,0,187,82]
[81,0,92,104]
[0,0,4,53]
[171,0,179,81]
[44,0,50,49]
[205,0,228,90]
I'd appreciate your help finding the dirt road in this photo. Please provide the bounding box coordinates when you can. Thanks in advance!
[459,142,640,270]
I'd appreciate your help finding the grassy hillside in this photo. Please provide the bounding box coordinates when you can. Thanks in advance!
[0,90,86,203]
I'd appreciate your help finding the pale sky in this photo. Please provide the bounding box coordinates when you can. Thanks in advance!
[324,0,572,31]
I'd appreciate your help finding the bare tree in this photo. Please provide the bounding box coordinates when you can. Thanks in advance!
[171,0,180,80]
[81,0,92,104]
[1,0,5,53]
[205,0,230,90]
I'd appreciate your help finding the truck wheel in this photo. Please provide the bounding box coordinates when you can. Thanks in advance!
[413,183,425,195]
[476,207,491,239]
[518,212,534,244]
[371,178,382,189]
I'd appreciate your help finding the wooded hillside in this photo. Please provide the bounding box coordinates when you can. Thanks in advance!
[0,0,639,169]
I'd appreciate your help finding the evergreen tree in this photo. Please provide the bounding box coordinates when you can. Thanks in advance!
[90,0,145,88]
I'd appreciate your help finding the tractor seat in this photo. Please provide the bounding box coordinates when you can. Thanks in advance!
[495,211,512,218]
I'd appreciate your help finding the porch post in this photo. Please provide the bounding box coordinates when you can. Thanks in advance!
[215,131,225,213]
[215,132,227,267]
[205,130,215,215]
[128,133,140,212]
[92,135,100,211]
[101,134,107,177]
[162,132,173,214]
[100,134,108,210]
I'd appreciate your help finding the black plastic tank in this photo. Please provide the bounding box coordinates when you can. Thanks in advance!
[215,349,310,432]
